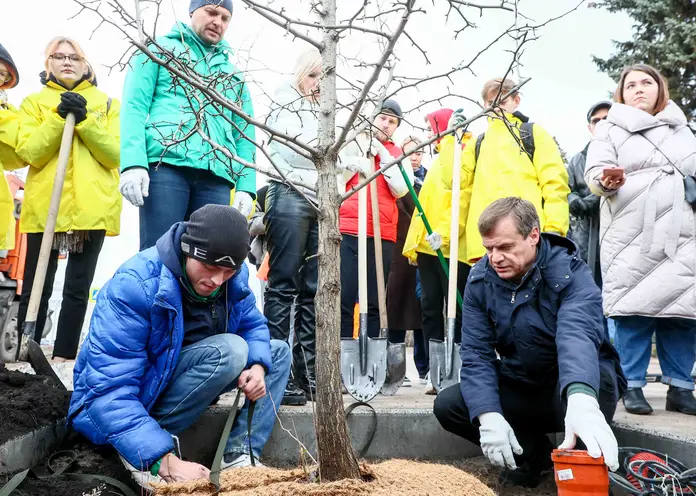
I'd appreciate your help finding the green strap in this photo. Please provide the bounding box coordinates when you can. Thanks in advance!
[0,469,29,496]
[398,163,463,307]
[209,388,255,493]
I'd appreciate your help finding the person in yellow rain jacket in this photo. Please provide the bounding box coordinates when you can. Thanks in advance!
[0,43,24,251]
[439,78,569,264]
[15,37,121,361]
[402,108,473,395]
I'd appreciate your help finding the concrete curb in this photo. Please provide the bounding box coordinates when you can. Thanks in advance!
[0,420,67,474]
[178,406,696,467]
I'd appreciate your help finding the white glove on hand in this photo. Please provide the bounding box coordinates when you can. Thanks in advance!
[447,108,467,131]
[478,412,523,469]
[119,167,150,207]
[426,232,443,251]
[370,139,393,165]
[232,191,254,218]
[559,393,619,471]
[339,156,373,177]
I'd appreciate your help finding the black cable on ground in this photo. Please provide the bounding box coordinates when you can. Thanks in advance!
[610,447,696,495]
[345,401,378,458]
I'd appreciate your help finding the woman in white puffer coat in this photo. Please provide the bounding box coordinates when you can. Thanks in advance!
[585,64,696,417]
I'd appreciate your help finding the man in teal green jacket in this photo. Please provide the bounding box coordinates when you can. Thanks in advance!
[119,0,257,250]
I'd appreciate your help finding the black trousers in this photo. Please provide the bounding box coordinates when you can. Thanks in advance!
[263,183,318,375]
[433,371,619,465]
[340,235,394,339]
[417,252,470,346]
[18,231,105,359]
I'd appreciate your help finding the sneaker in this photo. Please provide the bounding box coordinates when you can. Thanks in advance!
[424,372,437,395]
[221,453,265,470]
[402,377,412,387]
[281,376,307,406]
[119,454,163,490]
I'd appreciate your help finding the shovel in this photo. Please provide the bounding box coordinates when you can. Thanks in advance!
[368,166,405,396]
[15,113,75,390]
[340,169,387,403]
[430,130,463,393]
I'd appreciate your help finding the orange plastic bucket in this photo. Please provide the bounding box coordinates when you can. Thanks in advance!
[552,449,609,495]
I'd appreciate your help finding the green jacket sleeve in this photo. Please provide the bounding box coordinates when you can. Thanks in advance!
[15,96,64,169]
[532,125,570,235]
[76,98,121,170]
[231,80,257,195]
[0,106,25,171]
[120,51,159,171]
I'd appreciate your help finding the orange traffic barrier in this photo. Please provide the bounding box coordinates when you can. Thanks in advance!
[552,449,609,495]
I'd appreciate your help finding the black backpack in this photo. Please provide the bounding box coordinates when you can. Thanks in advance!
[474,121,535,163]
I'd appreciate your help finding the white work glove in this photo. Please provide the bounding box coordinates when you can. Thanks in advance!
[559,393,619,472]
[338,136,373,177]
[426,232,443,251]
[0,90,7,109]
[119,167,150,207]
[447,108,467,131]
[478,412,523,470]
[232,191,254,218]
[370,139,393,166]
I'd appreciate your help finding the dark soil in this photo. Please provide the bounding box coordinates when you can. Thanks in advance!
[455,457,558,496]
[0,435,137,496]
[0,363,71,445]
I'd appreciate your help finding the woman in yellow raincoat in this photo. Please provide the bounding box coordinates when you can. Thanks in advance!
[0,43,24,252]
[15,37,121,361]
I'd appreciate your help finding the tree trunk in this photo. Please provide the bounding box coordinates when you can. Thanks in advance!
[313,0,361,482]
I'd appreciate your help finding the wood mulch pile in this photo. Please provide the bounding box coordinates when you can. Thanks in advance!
[152,459,497,496]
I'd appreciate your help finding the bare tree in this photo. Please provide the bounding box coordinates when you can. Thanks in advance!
[72,0,580,482]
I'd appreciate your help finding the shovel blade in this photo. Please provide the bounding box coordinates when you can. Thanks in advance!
[380,342,406,396]
[429,340,461,393]
[341,337,388,403]
[27,339,66,390]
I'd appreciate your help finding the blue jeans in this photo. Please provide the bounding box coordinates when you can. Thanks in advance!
[614,316,696,390]
[139,164,232,251]
[150,334,291,457]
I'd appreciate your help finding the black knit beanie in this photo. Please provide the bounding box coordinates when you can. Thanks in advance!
[181,205,250,269]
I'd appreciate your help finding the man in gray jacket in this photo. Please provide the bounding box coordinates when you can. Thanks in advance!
[567,101,612,286]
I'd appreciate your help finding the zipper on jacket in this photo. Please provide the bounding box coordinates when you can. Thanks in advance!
[211,303,218,332]
[511,291,516,304]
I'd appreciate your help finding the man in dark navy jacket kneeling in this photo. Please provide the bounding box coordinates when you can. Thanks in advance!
[434,197,626,488]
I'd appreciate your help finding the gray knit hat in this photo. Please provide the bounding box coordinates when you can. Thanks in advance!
[189,0,233,15]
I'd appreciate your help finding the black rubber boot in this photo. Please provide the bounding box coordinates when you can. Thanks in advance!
[623,387,653,415]
[281,376,307,406]
[666,386,696,415]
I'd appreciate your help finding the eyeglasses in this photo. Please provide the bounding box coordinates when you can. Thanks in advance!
[590,116,607,125]
[49,53,82,63]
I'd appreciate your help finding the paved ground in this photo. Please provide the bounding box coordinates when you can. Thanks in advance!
[8,346,696,447]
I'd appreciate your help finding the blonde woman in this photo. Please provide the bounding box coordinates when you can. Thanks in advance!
[264,48,322,405]
[15,37,121,361]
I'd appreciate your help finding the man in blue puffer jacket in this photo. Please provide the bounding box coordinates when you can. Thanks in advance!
[433,197,626,488]
[68,204,291,488]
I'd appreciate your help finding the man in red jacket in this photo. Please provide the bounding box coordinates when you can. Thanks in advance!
[339,100,414,339]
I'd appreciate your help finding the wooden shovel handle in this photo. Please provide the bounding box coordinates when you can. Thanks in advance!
[447,132,463,320]
[24,113,76,326]
[369,158,388,331]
